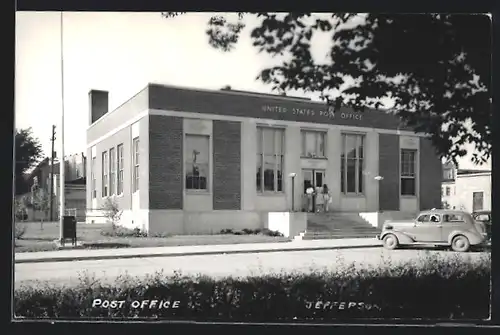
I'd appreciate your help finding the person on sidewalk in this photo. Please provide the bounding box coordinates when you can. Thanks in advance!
[322,184,332,212]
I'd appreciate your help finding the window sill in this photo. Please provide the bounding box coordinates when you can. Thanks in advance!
[257,192,285,197]
[341,193,365,198]
[185,190,211,195]
[401,195,417,198]
[301,156,327,160]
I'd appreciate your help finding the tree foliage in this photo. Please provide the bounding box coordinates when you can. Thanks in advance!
[163,13,491,165]
[15,128,43,195]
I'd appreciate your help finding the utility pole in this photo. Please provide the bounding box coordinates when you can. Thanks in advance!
[49,125,56,221]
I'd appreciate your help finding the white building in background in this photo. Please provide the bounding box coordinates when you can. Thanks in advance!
[441,161,491,213]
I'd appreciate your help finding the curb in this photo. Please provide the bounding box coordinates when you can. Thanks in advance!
[15,243,382,264]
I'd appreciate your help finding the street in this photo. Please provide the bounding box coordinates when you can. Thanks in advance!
[14,247,489,289]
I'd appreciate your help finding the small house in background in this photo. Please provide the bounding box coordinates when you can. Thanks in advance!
[17,152,87,222]
[441,160,491,213]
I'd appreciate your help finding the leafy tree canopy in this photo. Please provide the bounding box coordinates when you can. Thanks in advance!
[15,128,43,195]
[163,13,491,166]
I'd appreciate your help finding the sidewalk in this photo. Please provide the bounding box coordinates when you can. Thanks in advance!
[15,238,382,264]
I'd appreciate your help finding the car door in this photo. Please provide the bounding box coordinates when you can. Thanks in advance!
[413,213,442,242]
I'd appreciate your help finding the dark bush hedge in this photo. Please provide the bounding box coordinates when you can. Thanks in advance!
[220,228,283,237]
[14,252,490,320]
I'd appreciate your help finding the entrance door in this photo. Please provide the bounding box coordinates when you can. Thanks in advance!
[302,169,326,212]
[302,169,326,192]
[314,170,325,189]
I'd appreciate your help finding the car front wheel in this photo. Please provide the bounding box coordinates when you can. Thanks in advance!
[383,234,399,250]
[451,235,470,252]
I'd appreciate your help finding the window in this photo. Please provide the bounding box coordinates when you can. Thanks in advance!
[185,134,209,190]
[445,187,450,196]
[101,151,108,197]
[443,214,464,222]
[401,149,417,196]
[91,157,96,198]
[430,214,441,223]
[340,133,364,194]
[109,147,116,195]
[256,127,285,192]
[301,130,326,158]
[417,214,430,222]
[117,144,124,195]
[132,137,140,192]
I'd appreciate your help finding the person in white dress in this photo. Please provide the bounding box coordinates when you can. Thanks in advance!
[322,184,331,212]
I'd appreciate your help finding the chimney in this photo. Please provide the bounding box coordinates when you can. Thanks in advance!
[89,90,109,125]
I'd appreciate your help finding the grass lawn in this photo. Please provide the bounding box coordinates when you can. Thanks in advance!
[15,221,291,253]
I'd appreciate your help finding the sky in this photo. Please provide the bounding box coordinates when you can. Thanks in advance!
[15,12,490,170]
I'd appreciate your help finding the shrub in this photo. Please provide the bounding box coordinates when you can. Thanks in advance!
[15,222,26,239]
[260,228,283,237]
[219,228,282,237]
[101,197,122,229]
[100,226,147,238]
[14,252,491,320]
[149,231,172,238]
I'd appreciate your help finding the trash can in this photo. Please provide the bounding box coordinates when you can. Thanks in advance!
[62,215,77,246]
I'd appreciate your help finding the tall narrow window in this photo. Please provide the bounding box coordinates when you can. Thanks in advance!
[91,157,96,198]
[109,147,116,195]
[185,134,209,190]
[132,137,140,192]
[301,130,326,158]
[101,151,108,197]
[256,127,285,192]
[401,149,417,196]
[340,133,365,194]
[117,144,124,195]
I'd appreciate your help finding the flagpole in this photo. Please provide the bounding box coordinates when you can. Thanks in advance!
[59,11,66,243]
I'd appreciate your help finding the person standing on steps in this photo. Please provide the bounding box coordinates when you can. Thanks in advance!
[305,184,315,213]
[315,185,324,212]
[322,184,331,212]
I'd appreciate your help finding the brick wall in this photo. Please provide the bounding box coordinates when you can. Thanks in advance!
[419,138,442,210]
[149,115,183,209]
[213,120,242,210]
[378,134,400,211]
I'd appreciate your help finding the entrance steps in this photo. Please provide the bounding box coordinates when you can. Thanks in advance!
[302,212,381,240]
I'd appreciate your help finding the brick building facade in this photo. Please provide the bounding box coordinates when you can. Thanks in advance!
[86,84,442,234]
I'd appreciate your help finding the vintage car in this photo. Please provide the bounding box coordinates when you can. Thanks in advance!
[376,209,488,252]
[472,210,491,241]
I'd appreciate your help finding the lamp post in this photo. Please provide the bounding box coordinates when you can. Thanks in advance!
[289,172,297,211]
[374,176,383,212]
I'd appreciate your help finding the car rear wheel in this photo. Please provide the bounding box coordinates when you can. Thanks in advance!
[383,234,399,250]
[451,235,470,252]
